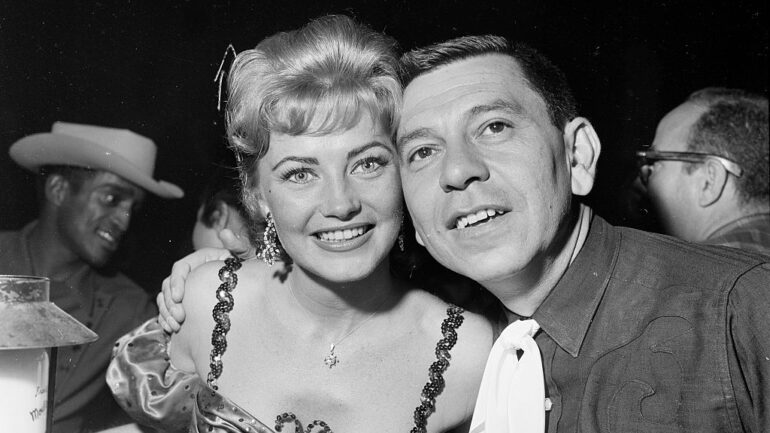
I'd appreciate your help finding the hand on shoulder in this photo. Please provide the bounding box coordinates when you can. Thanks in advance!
[168,260,228,371]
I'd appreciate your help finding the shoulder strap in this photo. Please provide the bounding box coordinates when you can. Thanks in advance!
[207,257,243,389]
[412,304,465,432]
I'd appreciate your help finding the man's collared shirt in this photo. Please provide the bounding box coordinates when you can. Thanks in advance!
[531,215,769,433]
[705,212,770,256]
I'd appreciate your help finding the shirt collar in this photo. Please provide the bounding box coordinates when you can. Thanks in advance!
[706,212,770,240]
[21,220,95,301]
[533,214,619,357]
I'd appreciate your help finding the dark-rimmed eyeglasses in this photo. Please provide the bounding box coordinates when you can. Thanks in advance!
[636,150,743,183]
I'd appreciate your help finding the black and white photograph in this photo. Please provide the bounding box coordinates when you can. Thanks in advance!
[1,1,767,432]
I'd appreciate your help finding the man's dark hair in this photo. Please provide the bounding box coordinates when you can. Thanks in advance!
[35,165,98,205]
[399,35,578,129]
[686,87,769,205]
[197,165,250,229]
[38,165,97,191]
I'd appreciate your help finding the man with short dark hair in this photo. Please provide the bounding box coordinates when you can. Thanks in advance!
[396,36,768,433]
[0,122,183,432]
[637,87,769,255]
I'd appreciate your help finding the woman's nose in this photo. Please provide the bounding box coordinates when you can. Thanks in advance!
[321,179,362,220]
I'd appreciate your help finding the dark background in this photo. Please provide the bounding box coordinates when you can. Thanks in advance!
[1,0,767,293]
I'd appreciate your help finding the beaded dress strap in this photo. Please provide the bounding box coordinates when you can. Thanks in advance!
[410,304,464,433]
[207,257,243,389]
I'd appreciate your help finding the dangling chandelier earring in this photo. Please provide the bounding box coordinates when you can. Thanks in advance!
[397,214,406,252]
[257,212,281,266]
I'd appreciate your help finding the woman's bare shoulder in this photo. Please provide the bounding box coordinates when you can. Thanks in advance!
[176,261,270,340]
[171,259,274,371]
[184,259,271,305]
[407,288,494,340]
[403,288,493,426]
[405,288,493,370]
[451,308,494,372]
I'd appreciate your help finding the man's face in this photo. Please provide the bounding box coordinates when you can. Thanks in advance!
[640,102,705,240]
[56,171,145,267]
[397,54,575,286]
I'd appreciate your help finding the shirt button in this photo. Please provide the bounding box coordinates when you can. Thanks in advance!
[545,398,553,411]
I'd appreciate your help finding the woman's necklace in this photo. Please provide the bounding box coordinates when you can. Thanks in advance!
[287,280,386,369]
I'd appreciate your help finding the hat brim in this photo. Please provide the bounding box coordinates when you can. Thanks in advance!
[10,133,183,199]
[0,302,98,349]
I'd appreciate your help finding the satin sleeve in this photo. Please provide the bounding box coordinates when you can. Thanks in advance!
[107,318,202,433]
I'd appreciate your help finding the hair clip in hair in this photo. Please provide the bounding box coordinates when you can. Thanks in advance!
[214,44,238,112]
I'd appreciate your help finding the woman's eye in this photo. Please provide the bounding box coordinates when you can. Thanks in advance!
[409,147,435,163]
[352,157,386,174]
[282,168,316,184]
[289,172,309,183]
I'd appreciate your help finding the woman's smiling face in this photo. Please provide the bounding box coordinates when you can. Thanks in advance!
[256,113,403,282]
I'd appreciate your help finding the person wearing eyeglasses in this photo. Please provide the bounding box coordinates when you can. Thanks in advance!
[637,87,769,256]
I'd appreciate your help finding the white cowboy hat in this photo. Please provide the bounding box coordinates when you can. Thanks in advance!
[9,121,183,199]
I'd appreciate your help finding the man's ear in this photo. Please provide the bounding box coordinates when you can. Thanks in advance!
[44,174,70,206]
[210,202,229,230]
[696,159,728,207]
[564,117,601,197]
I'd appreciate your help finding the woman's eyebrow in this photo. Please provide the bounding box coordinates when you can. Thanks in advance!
[272,156,319,171]
[347,141,393,159]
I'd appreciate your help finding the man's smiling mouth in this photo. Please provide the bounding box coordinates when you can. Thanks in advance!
[97,228,119,244]
[454,208,506,229]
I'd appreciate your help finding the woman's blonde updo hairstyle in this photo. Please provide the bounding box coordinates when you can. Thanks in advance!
[225,15,402,235]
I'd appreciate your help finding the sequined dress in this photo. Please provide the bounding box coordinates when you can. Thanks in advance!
[108,260,465,433]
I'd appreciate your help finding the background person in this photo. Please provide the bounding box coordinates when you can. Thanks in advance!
[636,87,769,255]
[191,162,252,251]
[0,121,183,432]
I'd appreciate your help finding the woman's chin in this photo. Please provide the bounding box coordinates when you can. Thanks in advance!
[293,256,384,284]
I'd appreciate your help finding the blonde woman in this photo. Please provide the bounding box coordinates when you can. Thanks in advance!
[109,15,492,433]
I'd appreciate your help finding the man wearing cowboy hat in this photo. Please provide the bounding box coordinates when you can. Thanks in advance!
[0,121,183,432]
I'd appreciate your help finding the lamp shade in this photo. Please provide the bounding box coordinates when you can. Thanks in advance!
[0,275,97,349]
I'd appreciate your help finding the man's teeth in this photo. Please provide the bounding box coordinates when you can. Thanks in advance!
[97,229,116,242]
[318,227,367,242]
[455,209,504,229]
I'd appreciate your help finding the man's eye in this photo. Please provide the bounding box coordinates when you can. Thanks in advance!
[482,121,511,135]
[409,147,435,163]
[101,193,117,205]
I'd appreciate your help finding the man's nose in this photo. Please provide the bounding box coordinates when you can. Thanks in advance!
[439,138,490,192]
[111,205,132,231]
[321,178,362,220]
